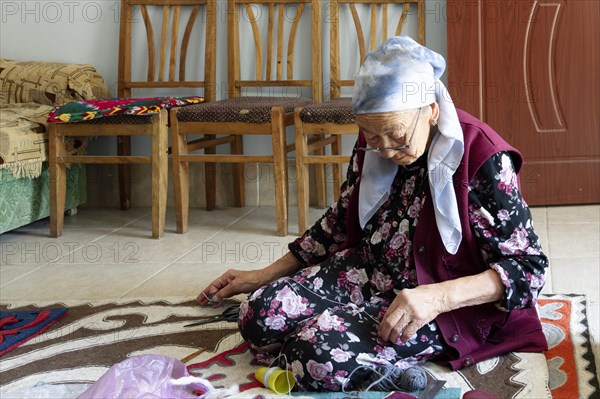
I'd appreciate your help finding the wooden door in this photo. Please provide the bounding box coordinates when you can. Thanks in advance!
[447,0,600,205]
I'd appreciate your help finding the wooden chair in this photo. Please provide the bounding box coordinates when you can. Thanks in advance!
[294,0,425,233]
[171,0,322,237]
[49,0,216,238]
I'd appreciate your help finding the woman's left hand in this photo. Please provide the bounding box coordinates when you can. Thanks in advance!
[379,270,505,344]
[379,284,449,344]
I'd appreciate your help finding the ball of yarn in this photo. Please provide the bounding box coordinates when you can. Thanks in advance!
[398,366,427,391]
[365,365,427,392]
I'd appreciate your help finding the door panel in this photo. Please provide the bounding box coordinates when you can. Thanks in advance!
[447,0,600,205]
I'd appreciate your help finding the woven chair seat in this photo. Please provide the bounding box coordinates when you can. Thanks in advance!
[299,97,356,124]
[177,96,311,124]
[77,114,154,124]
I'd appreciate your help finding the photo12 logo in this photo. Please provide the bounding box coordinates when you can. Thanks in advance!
[198,241,288,263]
[1,241,140,263]
[1,1,121,24]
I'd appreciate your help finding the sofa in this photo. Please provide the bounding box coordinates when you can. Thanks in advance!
[0,59,111,234]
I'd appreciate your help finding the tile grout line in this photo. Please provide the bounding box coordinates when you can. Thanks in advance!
[118,207,260,298]
[0,212,152,289]
[543,207,554,294]
[546,222,600,225]
[0,265,46,289]
[254,162,260,206]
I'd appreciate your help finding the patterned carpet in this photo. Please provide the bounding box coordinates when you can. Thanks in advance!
[0,307,68,356]
[0,294,598,398]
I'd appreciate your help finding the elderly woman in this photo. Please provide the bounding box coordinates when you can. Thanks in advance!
[198,36,548,391]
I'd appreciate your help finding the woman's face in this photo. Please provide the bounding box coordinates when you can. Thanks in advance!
[356,103,438,166]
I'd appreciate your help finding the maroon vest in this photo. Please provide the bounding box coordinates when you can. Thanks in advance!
[345,109,548,370]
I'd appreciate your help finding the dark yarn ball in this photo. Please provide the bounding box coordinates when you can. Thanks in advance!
[399,366,427,391]
[367,365,428,392]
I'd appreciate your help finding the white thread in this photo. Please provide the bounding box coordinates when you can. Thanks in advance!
[268,351,289,368]
[265,352,296,395]
[343,364,398,393]
[262,367,278,383]
[202,291,218,305]
[365,366,398,391]
[343,365,369,392]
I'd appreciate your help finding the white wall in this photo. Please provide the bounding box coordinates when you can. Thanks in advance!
[1,0,447,156]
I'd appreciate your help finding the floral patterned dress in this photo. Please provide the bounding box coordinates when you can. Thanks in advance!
[238,147,548,391]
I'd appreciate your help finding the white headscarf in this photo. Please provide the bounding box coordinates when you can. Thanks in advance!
[352,35,464,254]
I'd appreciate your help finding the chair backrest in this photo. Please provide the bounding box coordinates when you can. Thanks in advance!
[118,0,217,101]
[227,0,323,102]
[329,0,425,99]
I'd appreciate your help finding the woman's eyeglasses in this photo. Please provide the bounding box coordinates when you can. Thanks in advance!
[357,107,422,152]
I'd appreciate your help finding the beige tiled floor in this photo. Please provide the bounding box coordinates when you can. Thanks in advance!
[1,204,599,371]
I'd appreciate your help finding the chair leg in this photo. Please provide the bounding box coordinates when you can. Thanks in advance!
[232,135,245,207]
[151,110,168,238]
[271,107,288,236]
[171,108,190,234]
[205,134,217,211]
[49,124,67,238]
[314,136,327,209]
[332,134,343,197]
[117,136,132,210]
[294,109,310,235]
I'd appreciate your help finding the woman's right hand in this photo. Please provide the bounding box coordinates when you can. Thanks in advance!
[198,252,303,306]
[197,269,268,306]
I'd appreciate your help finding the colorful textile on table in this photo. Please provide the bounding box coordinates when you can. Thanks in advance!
[0,295,597,398]
[47,96,205,123]
[0,308,68,357]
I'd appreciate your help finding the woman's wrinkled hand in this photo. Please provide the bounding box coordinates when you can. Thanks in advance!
[378,283,449,344]
[197,269,267,306]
